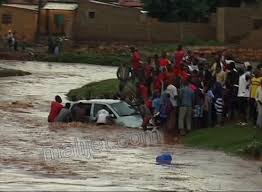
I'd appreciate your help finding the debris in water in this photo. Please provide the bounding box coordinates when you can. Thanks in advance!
[156,153,172,165]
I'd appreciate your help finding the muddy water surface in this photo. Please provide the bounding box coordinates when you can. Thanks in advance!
[0,60,261,191]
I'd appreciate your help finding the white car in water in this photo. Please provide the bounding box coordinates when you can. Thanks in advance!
[71,99,143,128]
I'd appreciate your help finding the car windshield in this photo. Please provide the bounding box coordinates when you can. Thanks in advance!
[110,102,138,117]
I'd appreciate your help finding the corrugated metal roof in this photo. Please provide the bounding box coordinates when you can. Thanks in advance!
[43,2,78,10]
[2,4,38,11]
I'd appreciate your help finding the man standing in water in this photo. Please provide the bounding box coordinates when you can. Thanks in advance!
[55,103,72,123]
[48,95,63,122]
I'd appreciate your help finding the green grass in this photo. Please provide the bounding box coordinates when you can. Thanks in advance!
[184,124,262,158]
[0,67,31,77]
[67,79,119,101]
[35,52,130,67]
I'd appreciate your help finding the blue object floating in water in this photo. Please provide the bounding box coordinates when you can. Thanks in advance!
[156,153,172,165]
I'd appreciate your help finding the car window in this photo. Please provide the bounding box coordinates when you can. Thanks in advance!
[110,102,138,117]
[83,103,92,116]
[71,103,91,116]
[93,104,113,117]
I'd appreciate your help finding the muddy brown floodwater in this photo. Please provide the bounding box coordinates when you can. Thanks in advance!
[0,60,261,191]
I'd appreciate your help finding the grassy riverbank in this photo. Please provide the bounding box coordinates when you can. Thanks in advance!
[35,52,130,66]
[67,79,119,101]
[0,67,31,77]
[184,124,262,159]
[33,40,226,66]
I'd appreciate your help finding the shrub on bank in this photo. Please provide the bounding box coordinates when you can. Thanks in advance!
[67,79,119,101]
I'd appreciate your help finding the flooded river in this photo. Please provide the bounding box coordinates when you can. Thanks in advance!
[0,60,261,191]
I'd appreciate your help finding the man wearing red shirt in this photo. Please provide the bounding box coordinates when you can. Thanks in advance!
[160,52,171,69]
[130,47,142,80]
[154,69,168,93]
[139,82,149,101]
[175,45,186,69]
[48,95,64,122]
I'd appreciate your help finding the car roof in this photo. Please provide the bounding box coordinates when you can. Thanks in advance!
[75,99,122,105]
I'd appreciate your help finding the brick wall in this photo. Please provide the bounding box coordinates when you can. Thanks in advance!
[193,47,262,62]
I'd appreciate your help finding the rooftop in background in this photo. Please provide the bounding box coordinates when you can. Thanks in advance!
[6,0,78,4]
[1,3,38,11]
[43,2,78,10]
[118,0,143,7]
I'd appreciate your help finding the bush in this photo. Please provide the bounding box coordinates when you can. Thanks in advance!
[67,79,119,101]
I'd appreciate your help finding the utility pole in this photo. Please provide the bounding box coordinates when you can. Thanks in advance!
[36,0,43,42]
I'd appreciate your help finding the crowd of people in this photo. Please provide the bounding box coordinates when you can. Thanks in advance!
[117,46,262,135]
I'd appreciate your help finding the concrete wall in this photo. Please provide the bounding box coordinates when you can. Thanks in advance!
[240,28,262,49]
[216,7,262,43]
[74,0,215,42]
[0,6,38,41]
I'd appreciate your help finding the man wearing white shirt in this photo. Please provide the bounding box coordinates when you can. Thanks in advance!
[166,83,178,132]
[96,109,110,125]
[237,66,252,123]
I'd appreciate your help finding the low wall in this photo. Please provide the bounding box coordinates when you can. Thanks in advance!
[74,21,215,43]
[193,47,262,62]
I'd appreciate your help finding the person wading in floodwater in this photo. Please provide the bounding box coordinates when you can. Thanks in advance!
[48,95,63,123]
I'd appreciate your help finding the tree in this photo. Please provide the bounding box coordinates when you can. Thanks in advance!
[142,0,262,22]
[142,0,217,22]
[0,0,6,4]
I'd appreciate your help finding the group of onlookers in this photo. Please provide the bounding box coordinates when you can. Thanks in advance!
[3,30,19,51]
[117,46,262,135]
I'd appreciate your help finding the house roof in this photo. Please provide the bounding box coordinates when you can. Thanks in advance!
[2,4,38,11]
[119,0,143,7]
[89,0,122,8]
[43,2,78,10]
[89,0,142,10]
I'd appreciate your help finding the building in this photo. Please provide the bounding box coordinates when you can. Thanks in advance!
[0,0,78,42]
[0,4,38,41]
[0,0,261,48]
[40,2,78,38]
